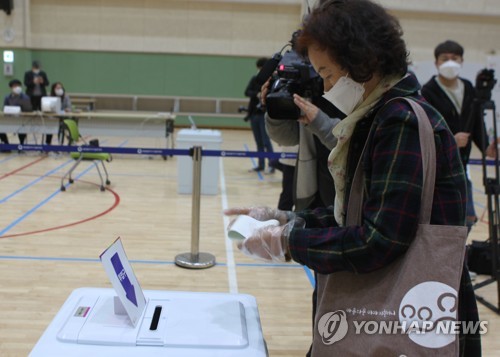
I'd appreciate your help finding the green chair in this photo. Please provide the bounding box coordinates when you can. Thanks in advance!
[60,119,111,192]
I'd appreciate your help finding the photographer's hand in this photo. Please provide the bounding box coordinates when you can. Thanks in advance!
[293,94,319,124]
[260,79,271,106]
[454,132,470,148]
[486,137,500,158]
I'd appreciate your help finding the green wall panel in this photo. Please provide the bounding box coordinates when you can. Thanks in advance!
[0,48,257,97]
[0,48,258,127]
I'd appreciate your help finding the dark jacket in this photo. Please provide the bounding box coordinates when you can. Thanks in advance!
[24,70,50,98]
[244,75,264,118]
[3,93,32,112]
[421,76,487,164]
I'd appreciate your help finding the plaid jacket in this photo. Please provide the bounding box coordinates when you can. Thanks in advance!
[289,73,481,356]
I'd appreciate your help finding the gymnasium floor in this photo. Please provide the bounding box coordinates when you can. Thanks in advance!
[0,129,498,356]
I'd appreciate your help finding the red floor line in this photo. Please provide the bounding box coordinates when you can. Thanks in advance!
[0,184,121,238]
[0,156,47,181]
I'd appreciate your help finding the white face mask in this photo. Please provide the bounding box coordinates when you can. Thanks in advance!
[322,75,365,116]
[55,88,64,96]
[33,69,40,74]
[438,60,461,80]
[12,86,22,95]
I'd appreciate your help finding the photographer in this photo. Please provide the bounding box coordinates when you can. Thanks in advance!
[225,0,480,355]
[257,30,344,211]
[244,58,277,174]
[422,40,497,231]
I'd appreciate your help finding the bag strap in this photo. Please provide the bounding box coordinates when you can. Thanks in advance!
[346,98,436,226]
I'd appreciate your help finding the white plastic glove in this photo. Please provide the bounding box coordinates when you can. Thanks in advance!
[238,216,305,263]
[224,206,291,226]
[237,223,292,263]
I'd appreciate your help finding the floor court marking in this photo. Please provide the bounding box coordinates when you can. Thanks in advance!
[0,156,46,180]
[0,254,306,268]
[220,158,239,294]
[244,143,264,180]
[1,143,314,286]
[0,154,20,164]
[0,159,74,203]
[0,140,128,237]
[0,182,120,238]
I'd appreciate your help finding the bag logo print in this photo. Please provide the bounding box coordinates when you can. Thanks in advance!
[399,281,457,348]
[317,282,459,348]
[317,310,348,345]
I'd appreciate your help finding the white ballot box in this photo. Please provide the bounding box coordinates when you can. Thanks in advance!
[176,128,222,195]
[30,287,268,357]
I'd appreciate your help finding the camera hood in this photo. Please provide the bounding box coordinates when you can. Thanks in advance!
[266,91,300,120]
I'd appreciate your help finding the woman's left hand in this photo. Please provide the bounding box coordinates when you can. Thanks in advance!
[237,225,291,263]
[293,94,319,125]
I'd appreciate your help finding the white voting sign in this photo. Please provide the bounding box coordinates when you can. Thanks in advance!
[99,237,146,327]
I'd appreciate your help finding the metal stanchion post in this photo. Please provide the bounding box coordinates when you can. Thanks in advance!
[175,146,216,269]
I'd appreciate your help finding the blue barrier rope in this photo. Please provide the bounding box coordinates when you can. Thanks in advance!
[468,158,498,166]
[0,143,298,160]
[1,143,499,164]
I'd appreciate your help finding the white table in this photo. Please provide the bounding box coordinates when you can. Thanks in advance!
[0,112,59,136]
[30,287,268,357]
[1,111,176,148]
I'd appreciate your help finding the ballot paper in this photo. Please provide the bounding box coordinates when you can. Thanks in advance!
[227,215,280,241]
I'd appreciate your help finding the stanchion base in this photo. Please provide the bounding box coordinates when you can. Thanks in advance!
[175,252,216,269]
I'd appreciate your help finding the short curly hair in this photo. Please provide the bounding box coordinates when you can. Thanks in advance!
[296,0,408,83]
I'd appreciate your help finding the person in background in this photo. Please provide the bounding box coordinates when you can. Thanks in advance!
[46,82,72,145]
[226,0,480,355]
[421,40,497,232]
[3,79,32,146]
[276,144,299,211]
[244,57,277,174]
[24,60,50,111]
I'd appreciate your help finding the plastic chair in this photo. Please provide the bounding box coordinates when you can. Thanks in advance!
[60,119,111,192]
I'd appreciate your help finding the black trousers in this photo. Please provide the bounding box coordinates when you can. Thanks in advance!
[0,133,8,144]
[277,164,295,211]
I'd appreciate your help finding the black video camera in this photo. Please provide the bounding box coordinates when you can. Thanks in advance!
[255,31,323,120]
[475,68,497,102]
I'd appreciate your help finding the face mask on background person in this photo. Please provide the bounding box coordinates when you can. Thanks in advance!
[438,60,461,80]
[12,86,22,95]
[322,75,365,116]
[55,88,64,96]
[33,69,40,74]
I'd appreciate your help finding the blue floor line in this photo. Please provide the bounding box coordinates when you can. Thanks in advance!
[244,143,264,180]
[0,139,127,236]
[0,165,94,236]
[303,266,316,288]
[0,159,73,203]
[0,255,306,268]
[0,154,19,164]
